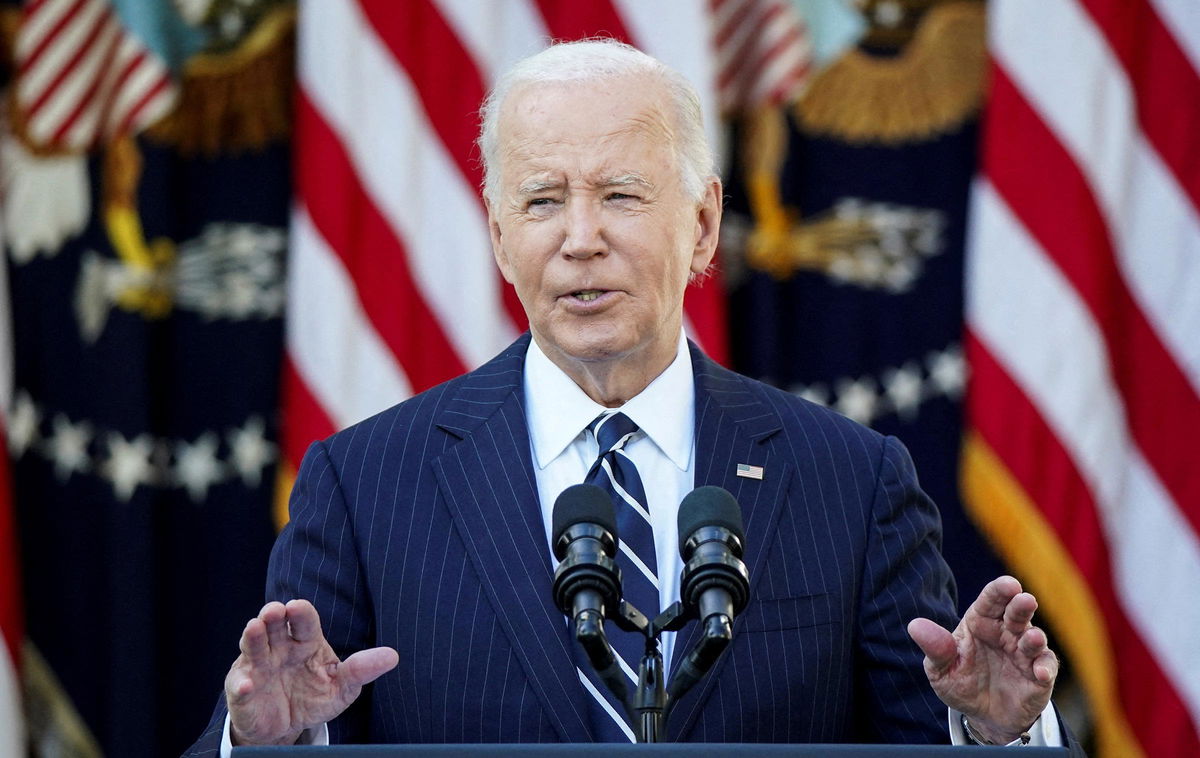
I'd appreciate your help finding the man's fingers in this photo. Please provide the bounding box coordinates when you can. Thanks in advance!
[1016,625,1048,659]
[1017,625,1058,684]
[338,647,400,688]
[969,575,1023,620]
[1032,648,1059,684]
[260,602,290,651]
[1002,592,1038,636]
[285,599,323,643]
[239,618,272,665]
[907,618,957,673]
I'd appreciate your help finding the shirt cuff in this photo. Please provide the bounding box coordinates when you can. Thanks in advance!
[220,714,330,757]
[947,702,1063,747]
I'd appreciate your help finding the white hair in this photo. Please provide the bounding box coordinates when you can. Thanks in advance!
[478,39,715,206]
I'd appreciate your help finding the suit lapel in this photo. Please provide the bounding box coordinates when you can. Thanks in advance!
[430,334,593,742]
[667,345,794,740]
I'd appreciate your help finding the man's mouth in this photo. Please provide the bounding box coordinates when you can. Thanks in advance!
[572,289,605,302]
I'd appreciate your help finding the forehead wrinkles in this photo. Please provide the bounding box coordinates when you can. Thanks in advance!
[497,80,679,186]
[504,112,675,159]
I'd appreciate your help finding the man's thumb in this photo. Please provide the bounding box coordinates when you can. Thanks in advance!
[339,646,400,688]
[907,617,957,672]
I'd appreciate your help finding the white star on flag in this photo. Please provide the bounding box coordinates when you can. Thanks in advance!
[835,376,879,425]
[174,432,224,503]
[45,414,92,482]
[927,346,965,399]
[883,362,925,420]
[7,391,39,458]
[228,416,276,488]
[103,432,155,502]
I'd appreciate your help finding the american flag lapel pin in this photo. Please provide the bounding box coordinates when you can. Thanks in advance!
[736,463,764,480]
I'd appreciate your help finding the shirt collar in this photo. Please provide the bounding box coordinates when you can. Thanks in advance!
[524,332,695,472]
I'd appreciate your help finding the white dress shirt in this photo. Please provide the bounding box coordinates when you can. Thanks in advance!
[524,330,696,674]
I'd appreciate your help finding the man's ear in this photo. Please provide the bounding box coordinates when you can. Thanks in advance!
[689,177,723,278]
[488,204,515,284]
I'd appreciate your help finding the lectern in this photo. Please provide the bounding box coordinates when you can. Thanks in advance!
[235,744,1069,757]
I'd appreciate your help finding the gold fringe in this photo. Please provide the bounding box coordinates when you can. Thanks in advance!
[795,1,986,145]
[22,642,104,758]
[145,6,297,156]
[961,434,1145,758]
[274,460,295,532]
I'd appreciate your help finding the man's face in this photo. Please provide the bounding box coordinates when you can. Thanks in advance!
[488,75,721,375]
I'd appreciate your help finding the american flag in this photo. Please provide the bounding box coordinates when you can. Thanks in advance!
[710,0,811,112]
[281,0,727,506]
[963,1,1200,755]
[12,0,175,150]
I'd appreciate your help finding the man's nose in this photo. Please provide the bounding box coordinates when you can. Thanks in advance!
[560,199,606,259]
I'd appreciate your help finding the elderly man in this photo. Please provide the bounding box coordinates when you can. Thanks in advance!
[184,40,1074,755]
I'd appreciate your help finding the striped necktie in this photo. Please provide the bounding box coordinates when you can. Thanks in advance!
[576,411,659,740]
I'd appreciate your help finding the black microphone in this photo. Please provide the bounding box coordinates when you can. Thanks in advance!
[551,483,621,622]
[678,486,750,625]
[551,484,629,707]
[667,486,750,705]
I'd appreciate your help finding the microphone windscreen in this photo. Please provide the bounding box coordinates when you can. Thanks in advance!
[552,484,617,544]
[677,486,744,543]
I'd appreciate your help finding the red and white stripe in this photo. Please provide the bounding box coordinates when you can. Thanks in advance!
[283,0,726,470]
[966,0,1200,754]
[14,0,175,150]
[710,0,812,112]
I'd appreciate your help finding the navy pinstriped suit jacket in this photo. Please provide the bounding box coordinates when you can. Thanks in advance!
[184,334,962,754]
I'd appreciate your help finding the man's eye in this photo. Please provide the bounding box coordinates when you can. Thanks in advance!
[608,192,637,201]
[528,198,556,208]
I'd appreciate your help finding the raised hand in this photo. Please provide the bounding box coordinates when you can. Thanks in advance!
[225,599,399,746]
[907,575,1058,745]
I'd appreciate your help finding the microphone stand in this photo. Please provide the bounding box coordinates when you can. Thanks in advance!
[568,486,749,742]
[579,599,733,742]
[632,635,665,742]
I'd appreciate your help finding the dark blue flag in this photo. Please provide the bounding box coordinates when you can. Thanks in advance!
[723,2,1003,612]
[3,3,294,755]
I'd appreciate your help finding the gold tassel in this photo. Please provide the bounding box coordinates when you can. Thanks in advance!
[145,6,296,156]
[101,135,141,214]
[795,1,986,146]
[22,642,104,758]
[742,107,796,278]
[101,135,176,317]
[739,106,878,280]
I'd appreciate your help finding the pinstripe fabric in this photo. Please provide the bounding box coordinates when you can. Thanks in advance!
[182,334,958,755]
